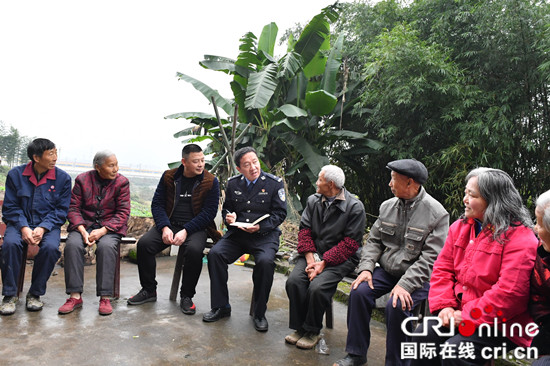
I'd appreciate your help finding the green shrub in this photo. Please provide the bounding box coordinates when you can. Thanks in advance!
[130,200,152,217]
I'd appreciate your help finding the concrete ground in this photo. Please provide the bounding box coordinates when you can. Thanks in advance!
[0,256,387,366]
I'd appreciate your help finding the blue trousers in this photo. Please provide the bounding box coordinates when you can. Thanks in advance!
[345,266,429,366]
[207,231,279,318]
[0,225,61,297]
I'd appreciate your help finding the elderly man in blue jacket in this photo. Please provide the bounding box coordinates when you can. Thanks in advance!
[0,138,71,315]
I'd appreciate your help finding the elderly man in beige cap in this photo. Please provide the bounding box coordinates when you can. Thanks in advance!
[334,159,450,366]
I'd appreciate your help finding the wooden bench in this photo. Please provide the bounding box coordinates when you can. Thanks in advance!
[66,235,137,299]
[12,233,136,300]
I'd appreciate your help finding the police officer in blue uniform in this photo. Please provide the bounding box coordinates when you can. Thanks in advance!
[203,147,287,332]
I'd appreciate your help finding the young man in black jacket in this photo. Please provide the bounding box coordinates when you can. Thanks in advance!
[128,144,220,315]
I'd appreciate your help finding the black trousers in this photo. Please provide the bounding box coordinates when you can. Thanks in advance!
[286,256,356,333]
[136,227,207,298]
[207,231,279,318]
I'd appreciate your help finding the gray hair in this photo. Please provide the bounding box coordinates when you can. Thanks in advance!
[321,165,345,189]
[465,167,532,243]
[536,190,550,233]
[93,150,116,168]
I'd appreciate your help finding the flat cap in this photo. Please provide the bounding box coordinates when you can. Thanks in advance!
[386,159,428,184]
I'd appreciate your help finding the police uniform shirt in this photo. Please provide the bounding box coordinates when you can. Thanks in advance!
[223,171,287,235]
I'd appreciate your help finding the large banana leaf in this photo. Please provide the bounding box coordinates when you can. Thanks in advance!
[320,34,344,94]
[175,72,233,115]
[284,134,329,176]
[277,52,303,79]
[235,32,260,72]
[278,104,308,117]
[285,159,306,176]
[165,111,213,120]
[168,161,180,169]
[177,135,214,143]
[293,5,338,67]
[245,63,278,109]
[200,55,249,77]
[305,90,338,116]
[171,118,227,138]
[172,125,197,138]
[273,118,308,132]
[258,23,278,57]
[302,37,329,79]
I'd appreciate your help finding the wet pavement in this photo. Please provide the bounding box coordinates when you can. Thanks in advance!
[0,256,387,365]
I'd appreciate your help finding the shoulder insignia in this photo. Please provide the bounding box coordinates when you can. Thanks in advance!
[264,172,282,182]
[228,174,241,181]
[278,188,286,202]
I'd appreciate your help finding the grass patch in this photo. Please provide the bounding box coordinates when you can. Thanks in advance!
[131,200,152,217]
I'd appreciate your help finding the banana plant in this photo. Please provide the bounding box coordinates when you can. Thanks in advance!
[165,3,382,208]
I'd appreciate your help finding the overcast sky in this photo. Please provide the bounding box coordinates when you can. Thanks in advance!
[0,1,343,171]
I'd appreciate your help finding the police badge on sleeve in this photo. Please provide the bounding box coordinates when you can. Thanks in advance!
[278,188,286,202]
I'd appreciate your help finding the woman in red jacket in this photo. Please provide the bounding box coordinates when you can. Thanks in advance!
[58,150,131,316]
[411,168,538,365]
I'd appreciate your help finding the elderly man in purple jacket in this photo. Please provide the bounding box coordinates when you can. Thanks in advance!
[285,165,366,349]
[58,150,130,316]
[0,138,71,315]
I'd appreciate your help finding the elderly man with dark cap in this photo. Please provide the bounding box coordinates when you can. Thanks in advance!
[334,159,449,366]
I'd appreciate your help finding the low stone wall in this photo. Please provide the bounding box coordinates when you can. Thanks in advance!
[122,216,156,259]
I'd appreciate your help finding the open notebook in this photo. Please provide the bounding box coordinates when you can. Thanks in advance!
[230,214,270,228]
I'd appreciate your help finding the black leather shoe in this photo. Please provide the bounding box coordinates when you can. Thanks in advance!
[253,316,268,332]
[333,354,367,366]
[202,307,231,322]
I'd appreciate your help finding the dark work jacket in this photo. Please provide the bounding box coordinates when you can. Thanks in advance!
[297,189,365,266]
[222,171,287,238]
[151,165,221,242]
